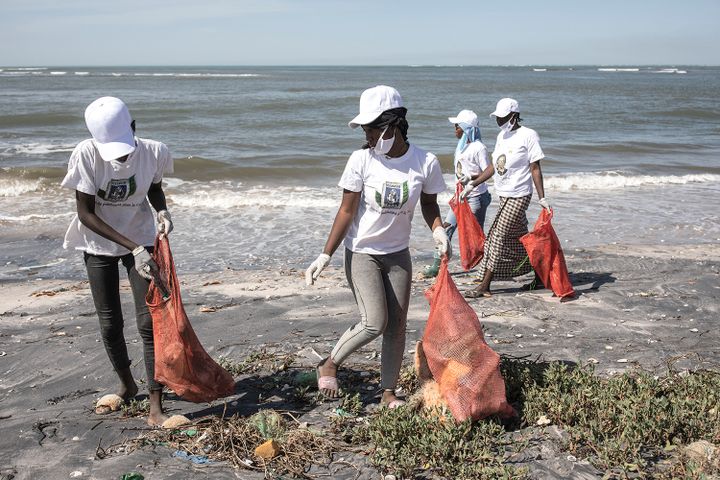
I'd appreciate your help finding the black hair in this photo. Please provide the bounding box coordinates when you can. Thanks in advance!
[361,107,409,149]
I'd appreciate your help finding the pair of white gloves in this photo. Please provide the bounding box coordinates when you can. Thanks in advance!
[305,226,452,286]
[459,175,552,212]
[133,210,174,281]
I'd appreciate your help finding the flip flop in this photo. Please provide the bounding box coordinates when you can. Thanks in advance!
[94,393,125,415]
[383,399,407,409]
[463,288,492,299]
[316,366,340,398]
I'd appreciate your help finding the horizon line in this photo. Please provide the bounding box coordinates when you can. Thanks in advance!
[2,63,719,68]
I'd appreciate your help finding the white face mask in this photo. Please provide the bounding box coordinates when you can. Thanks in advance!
[374,126,395,155]
[499,116,515,134]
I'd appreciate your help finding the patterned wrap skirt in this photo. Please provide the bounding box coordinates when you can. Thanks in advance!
[477,195,533,281]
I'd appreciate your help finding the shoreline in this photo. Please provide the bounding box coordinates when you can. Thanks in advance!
[1,241,719,478]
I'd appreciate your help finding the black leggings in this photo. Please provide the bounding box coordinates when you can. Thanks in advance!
[83,250,161,391]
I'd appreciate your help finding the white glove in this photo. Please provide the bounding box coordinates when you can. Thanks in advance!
[432,226,451,260]
[157,210,173,235]
[132,246,158,281]
[538,198,551,211]
[458,174,472,186]
[459,183,474,201]
[305,253,331,286]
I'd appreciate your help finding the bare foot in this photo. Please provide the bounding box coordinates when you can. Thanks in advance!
[115,367,139,402]
[147,389,168,427]
[147,411,169,427]
[317,357,340,398]
[119,383,139,402]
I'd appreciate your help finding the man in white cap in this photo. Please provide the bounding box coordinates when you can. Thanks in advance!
[61,96,175,425]
[306,85,448,408]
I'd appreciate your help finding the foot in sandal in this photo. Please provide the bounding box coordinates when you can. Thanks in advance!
[381,389,406,409]
[317,357,340,398]
[464,287,492,299]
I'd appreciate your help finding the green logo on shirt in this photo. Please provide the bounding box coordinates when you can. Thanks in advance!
[97,175,137,202]
[375,181,409,209]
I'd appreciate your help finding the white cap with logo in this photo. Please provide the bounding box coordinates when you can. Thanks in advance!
[448,109,479,127]
[348,85,403,129]
[490,98,520,118]
[84,96,136,161]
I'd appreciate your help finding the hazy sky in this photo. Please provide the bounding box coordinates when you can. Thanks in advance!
[1,0,718,66]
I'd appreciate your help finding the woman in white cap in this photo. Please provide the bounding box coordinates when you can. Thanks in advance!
[423,109,492,277]
[305,85,448,407]
[61,96,174,426]
[464,98,551,299]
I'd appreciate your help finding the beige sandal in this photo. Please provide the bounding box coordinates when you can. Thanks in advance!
[94,394,125,415]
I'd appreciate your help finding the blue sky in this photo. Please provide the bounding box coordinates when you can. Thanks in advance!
[1,0,718,66]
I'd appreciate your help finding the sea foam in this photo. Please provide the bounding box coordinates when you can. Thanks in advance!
[0,179,43,197]
[546,172,720,191]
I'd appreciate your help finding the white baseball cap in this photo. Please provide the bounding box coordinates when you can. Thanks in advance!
[348,85,403,129]
[84,96,136,161]
[448,109,479,127]
[490,98,520,118]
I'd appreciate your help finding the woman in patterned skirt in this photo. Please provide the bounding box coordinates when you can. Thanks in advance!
[464,98,552,299]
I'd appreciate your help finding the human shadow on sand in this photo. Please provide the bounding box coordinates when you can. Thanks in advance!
[175,366,384,421]
[461,270,616,300]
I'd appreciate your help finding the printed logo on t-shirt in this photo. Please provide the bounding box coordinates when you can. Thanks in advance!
[496,154,507,176]
[375,181,409,209]
[97,175,137,202]
[456,161,464,179]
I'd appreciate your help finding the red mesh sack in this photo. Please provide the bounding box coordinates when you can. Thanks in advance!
[520,209,575,299]
[146,235,235,403]
[448,182,485,271]
[422,258,514,421]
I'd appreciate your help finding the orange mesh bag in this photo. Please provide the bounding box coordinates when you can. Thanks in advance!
[422,258,514,421]
[520,209,575,299]
[448,182,486,271]
[146,236,235,403]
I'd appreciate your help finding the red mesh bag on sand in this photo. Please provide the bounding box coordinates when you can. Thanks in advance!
[520,209,575,299]
[448,182,486,271]
[146,235,235,403]
[422,258,515,421]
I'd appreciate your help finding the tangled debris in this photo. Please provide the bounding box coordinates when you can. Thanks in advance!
[101,350,720,479]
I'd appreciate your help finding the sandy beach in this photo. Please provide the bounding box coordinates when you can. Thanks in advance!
[0,241,718,479]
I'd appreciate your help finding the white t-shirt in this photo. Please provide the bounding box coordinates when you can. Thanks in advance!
[61,137,174,256]
[339,144,447,255]
[455,141,490,196]
[491,126,544,197]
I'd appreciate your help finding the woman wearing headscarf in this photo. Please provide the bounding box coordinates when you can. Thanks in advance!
[305,85,448,408]
[464,98,551,298]
[423,109,492,277]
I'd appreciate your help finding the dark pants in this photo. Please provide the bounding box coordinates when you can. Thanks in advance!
[83,249,161,391]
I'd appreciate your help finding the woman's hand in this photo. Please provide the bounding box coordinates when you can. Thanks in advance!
[305,253,331,286]
[156,210,173,235]
[432,226,452,260]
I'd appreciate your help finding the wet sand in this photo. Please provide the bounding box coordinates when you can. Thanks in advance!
[0,242,718,479]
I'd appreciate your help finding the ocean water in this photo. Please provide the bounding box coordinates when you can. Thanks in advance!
[1,65,719,280]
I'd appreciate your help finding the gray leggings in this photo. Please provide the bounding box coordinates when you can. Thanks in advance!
[84,250,161,391]
[331,248,412,391]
